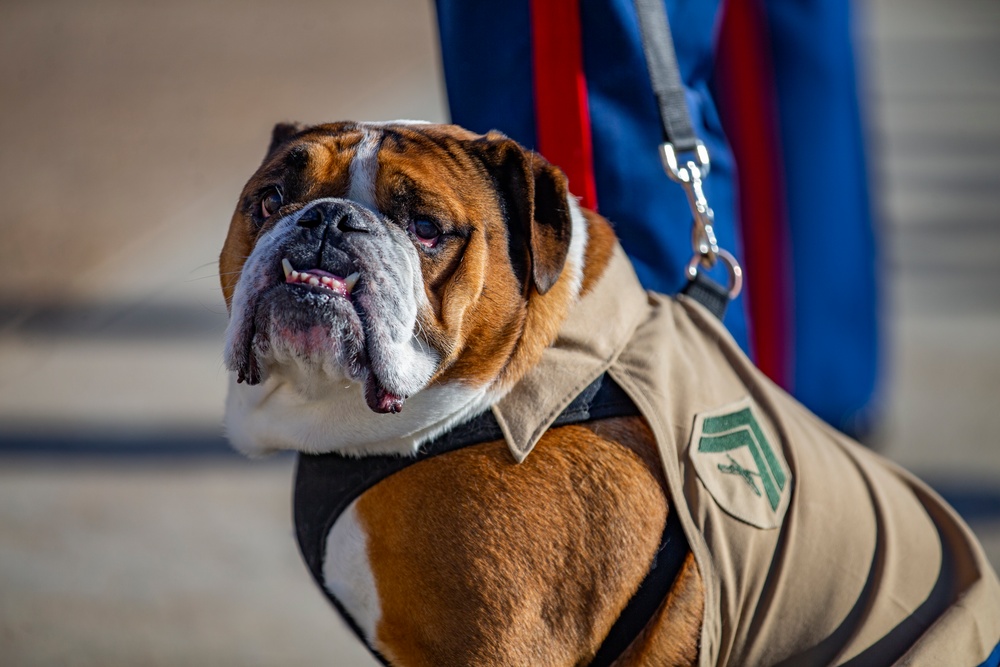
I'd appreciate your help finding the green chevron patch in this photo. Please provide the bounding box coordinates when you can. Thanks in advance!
[690,398,791,529]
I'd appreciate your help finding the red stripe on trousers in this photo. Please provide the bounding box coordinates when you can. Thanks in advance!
[530,0,598,210]
[716,0,793,389]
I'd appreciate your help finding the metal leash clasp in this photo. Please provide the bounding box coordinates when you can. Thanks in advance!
[660,140,743,300]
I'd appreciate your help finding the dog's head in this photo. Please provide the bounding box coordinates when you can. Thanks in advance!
[221,122,590,452]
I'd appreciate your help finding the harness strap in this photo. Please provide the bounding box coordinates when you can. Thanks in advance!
[589,510,687,667]
[681,269,732,321]
[293,373,688,666]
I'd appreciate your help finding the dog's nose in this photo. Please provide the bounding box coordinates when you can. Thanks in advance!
[296,205,327,229]
[297,201,372,234]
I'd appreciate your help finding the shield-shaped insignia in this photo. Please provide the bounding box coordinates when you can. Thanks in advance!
[690,398,791,529]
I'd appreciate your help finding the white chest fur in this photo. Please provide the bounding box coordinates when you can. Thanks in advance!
[323,501,381,643]
[224,374,496,457]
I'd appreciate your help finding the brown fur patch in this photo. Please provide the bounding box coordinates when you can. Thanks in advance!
[579,209,617,297]
[584,416,668,492]
[442,195,617,395]
[355,425,669,667]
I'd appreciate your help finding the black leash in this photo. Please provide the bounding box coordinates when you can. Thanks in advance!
[633,0,743,320]
[633,0,697,152]
[293,374,689,666]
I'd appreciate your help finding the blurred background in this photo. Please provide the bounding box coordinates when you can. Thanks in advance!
[1,0,998,664]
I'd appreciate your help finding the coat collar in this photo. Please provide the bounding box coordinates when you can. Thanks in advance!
[492,244,651,461]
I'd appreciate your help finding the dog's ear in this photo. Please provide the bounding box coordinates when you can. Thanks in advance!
[477,132,572,295]
[265,122,307,161]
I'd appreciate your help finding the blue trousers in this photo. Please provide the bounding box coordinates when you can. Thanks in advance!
[435,0,879,434]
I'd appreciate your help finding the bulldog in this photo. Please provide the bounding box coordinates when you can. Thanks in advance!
[220,121,1000,667]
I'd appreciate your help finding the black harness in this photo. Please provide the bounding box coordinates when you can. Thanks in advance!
[293,373,689,667]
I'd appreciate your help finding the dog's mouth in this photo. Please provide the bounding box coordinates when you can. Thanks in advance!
[281,257,360,300]
[273,257,406,414]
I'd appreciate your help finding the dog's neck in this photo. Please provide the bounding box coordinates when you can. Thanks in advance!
[223,197,615,458]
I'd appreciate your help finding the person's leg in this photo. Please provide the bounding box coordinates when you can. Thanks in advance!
[763,0,881,434]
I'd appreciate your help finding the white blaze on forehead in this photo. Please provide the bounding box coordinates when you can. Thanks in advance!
[347,121,435,212]
[348,130,382,211]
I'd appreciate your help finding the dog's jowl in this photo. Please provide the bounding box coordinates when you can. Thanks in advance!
[221,122,1000,667]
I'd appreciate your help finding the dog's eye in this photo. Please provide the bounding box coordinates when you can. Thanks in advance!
[409,219,441,248]
[260,188,283,219]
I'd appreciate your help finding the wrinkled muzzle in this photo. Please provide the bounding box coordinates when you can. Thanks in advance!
[223,198,439,413]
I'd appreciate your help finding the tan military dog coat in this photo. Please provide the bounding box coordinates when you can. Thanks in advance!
[493,245,1000,666]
